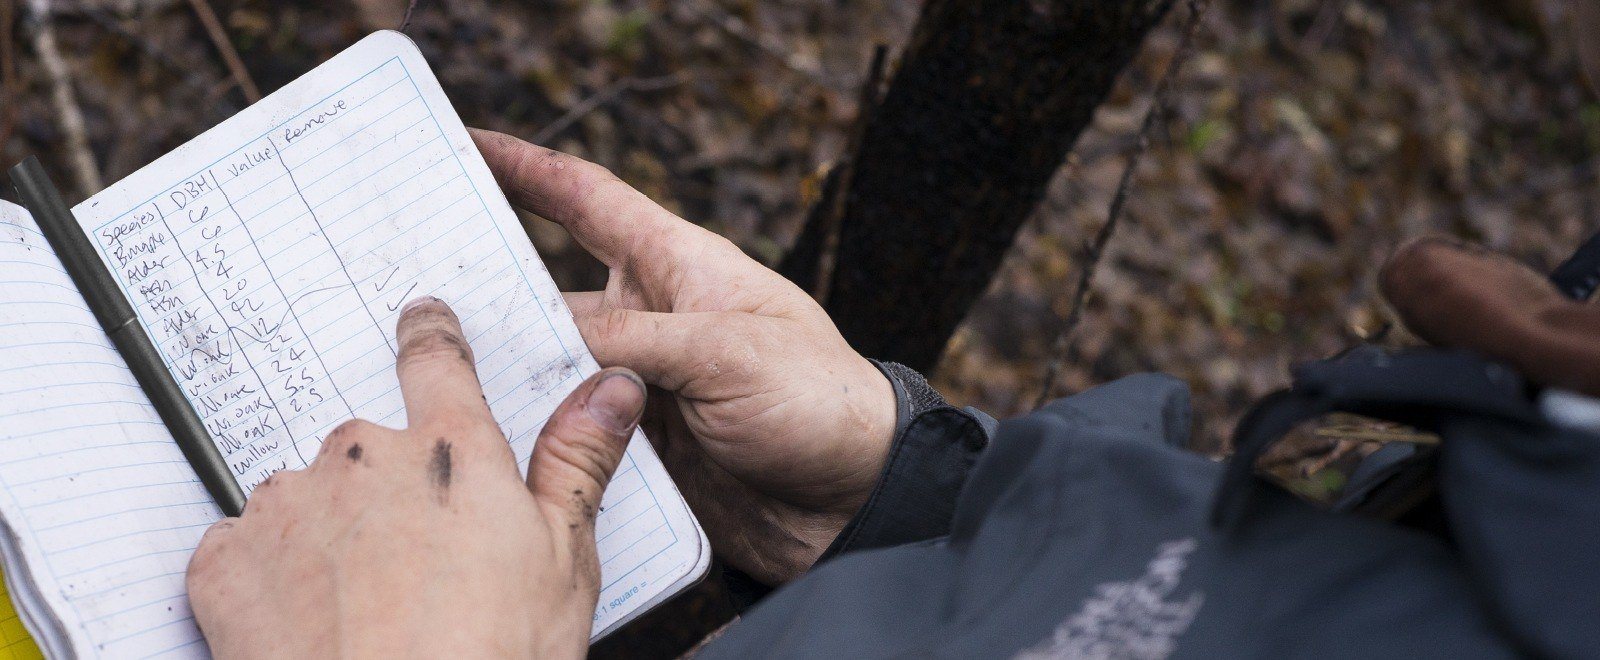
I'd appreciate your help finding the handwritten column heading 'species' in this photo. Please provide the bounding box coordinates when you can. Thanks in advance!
[90,60,489,490]
[72,31,703,639]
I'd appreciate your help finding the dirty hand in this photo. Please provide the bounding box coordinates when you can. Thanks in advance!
[186,298,646,658]
[472,129,898,585]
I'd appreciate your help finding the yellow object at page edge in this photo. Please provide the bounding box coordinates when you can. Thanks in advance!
[0,572,42,659]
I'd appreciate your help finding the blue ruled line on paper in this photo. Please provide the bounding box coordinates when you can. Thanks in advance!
[0,45,691,657]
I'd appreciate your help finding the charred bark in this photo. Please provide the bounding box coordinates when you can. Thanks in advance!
[783,0,1174,371]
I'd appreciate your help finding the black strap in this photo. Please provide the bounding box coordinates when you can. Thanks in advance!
[1210,389,1325,530]
[1211,347,1543,532]
[1549,228,1600,301]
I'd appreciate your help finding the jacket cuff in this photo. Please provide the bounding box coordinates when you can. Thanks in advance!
[815,361,991,562]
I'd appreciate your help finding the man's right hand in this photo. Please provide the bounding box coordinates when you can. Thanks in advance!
[471,129,898,585]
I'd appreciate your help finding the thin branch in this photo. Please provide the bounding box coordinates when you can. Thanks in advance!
[1034,0,1209,408]
[185,0,259,103]
[1,0,16,152]
[84,8,192,74]
[532,72,688,145]
[400,0,421,31]
[1577,0,1600,100]
[682,2,838,90]
[81,7,240,116]
[808,43,888,302]
[1302,0,1348,52]
[25,0,101,197]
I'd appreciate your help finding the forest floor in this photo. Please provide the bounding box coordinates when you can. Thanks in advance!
[4,0,1599,654]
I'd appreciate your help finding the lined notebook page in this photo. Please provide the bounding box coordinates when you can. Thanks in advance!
[72,30,705,639]
[0,200,217,657]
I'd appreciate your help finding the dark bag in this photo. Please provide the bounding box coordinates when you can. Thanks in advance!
[1213,346,1600,658]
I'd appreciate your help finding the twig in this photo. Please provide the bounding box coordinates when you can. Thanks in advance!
[185,0,259,103]
[809,43,888,302]
[1577,0,1600,100]
[1302,0,1348,52]
[1034,0,1209,408]
[683,2,838,90]
[81,7,240,116]
[38,0,186,17]
[532,72,688,145]
[400,0,421,31]
[84,8,193,75]
[24,0,102,197]
[1,0,16,152]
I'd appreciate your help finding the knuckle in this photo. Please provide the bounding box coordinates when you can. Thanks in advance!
[327,418,381,442]
[258,472,284,490]
[246,470,302,509]
[659,223,723,262]
[701,231,742,257]
[416,415,503,447]
[540,431,617,489]
[454,432,516,468]
[184,563,214,602]
[193,522,229,555]
[589,309,636,346]
[566,160,624,216]
[502,134,541,179]
[396,297,457,326]
[316,418,381,462]
[504,146,548,205]
[574,159,621,192]
[187,521,234,586]
[399,327,474,366]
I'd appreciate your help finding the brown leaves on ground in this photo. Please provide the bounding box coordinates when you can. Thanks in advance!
[6,0,1597,523]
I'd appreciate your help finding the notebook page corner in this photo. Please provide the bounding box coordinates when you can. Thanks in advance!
[70,32,702,635]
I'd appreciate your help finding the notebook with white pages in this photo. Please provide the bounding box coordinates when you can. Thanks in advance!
[0,30,708,657]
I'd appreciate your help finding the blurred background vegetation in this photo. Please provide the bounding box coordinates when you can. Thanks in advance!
[3,0,1598,653]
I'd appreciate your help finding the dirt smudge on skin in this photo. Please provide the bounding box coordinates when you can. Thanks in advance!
[428,439,452,504]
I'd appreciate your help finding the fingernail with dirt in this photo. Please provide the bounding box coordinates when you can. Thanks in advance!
[399,295,440,315]
[587,370,646,434]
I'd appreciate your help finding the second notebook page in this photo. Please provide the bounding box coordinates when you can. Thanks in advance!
[71,30,705,638]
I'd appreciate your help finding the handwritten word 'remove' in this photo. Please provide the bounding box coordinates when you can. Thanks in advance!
[282,99,349,145]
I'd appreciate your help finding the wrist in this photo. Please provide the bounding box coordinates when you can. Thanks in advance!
[742,357,894,584]
[844,356,901,506]
[810,357,900,536]
[815,362,990,562]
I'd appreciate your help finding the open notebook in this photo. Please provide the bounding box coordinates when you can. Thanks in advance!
[0,31,707,657]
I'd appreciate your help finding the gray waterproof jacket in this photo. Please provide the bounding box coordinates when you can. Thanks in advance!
[701,352,1600,658]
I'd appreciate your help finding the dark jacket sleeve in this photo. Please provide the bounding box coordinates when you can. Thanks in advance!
[815,361,993,561]
[721,361,991,609]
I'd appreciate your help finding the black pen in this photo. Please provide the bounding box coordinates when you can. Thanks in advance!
[7,156,247,517]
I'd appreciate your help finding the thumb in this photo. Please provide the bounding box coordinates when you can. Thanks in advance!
[527,368,645,527]
[1381,237,1600,397]
[575,308,744,391]
[1380,236,1562,350]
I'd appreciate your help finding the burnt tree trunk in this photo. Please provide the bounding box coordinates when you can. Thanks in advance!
[782,0,1174,372]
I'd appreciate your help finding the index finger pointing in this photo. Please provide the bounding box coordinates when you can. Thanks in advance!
[469,128,712,270]
[394,296,495,433]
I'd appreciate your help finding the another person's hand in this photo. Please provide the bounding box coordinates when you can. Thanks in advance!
[472,129,898,585]
[1382,237,1600,397]
[186,298,646,658]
